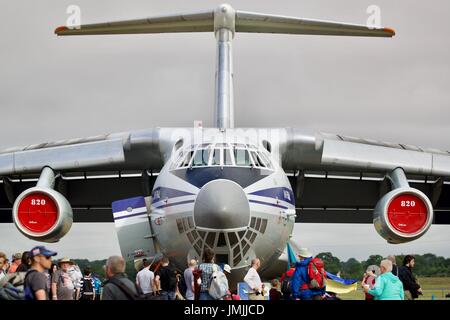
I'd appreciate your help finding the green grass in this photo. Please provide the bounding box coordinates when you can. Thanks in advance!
[339,277,450,300]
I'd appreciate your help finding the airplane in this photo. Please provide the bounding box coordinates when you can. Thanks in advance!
[1,4,449,285]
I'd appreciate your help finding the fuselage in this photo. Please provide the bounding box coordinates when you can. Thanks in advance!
[150,141,295,284]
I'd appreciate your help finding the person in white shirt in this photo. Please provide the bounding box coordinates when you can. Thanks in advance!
[136,259,155,295]
[244,258,265,300]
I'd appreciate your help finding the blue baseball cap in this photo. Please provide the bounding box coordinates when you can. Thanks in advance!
[29,246,57,258]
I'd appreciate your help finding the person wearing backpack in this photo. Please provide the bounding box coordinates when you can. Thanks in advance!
[23,246,57,300]
[77,266,96,300]
[291,248,326,300]
[102,256,139,300]
[198,248,222,300]
[154,256,178,300]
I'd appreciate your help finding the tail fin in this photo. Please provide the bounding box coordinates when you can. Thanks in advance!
[55,4,395,130]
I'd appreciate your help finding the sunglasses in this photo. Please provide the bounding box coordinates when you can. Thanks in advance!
[37,255,52,260]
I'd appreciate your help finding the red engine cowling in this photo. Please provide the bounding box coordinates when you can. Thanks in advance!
[373,187,433,244]
[12,187,73,243]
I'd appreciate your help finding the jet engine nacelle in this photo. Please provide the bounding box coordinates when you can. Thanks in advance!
[373,187,433,244]
[13,187,73,243]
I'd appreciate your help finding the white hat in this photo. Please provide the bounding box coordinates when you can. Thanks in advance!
[297,248,312,258]
[223,264,231,273]
[366,265,381,276]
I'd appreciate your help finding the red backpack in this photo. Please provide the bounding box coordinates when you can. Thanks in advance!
[307,258,326,289]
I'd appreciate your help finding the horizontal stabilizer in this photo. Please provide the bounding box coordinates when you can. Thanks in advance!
[235,11,395,37]
[55,11,214,35]
[55,6,394,38]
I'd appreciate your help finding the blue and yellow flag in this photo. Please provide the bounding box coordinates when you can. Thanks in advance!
[286,242,298,269]
[325,272,358,294]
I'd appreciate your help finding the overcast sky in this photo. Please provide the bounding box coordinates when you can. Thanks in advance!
[1,0,449,262]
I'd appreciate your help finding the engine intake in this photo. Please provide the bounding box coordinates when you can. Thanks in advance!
[374,187,433,244]
[12,167,73,243]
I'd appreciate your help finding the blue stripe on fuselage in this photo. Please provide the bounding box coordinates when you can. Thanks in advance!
[153,199,196,209]
[114,211,147,221]
[248,199,289,210]
[150,186,294,209]
[152,186,195,203]
[249,187,295,205]
[170,167,273,189]
[112,196,146,213]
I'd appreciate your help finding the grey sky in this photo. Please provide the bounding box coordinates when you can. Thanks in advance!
[1,1,449,261]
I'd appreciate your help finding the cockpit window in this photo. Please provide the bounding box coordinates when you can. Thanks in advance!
[250,151,265,167]
[234,149,252,166]
[211,149,221,166]
[172,143,274,170]
[181,151,194,167]
[192,149,210,167]
[224,149,233,165]
[171,151,184,170]
[257,152,270,169]
[260,152,274,169]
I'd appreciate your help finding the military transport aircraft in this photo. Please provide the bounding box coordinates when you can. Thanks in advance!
[1,4,449,284]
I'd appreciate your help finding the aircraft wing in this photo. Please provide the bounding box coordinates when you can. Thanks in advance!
[0,128,179,223]
[0,128,166,175]
[280,128,450,224]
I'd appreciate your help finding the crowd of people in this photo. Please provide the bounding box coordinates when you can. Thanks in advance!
[361,254,424,300]
[0,247,102,300]
[0,246,426,301]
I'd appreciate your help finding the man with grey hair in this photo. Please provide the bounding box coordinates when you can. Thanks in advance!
[387,255,399,277]
[363,259,404,300]
[102,256,139,300]
[244,258,264,300]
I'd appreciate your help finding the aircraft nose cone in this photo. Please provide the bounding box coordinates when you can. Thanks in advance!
[194,179,250,229]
